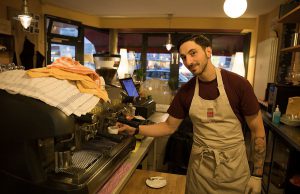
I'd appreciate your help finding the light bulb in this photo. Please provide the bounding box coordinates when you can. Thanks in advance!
[165,33,173,51]
[223,0,247,18]
[166,44,173,51]
[18,14,32,29]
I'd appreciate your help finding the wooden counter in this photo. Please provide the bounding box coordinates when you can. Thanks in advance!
[120,169,186,194]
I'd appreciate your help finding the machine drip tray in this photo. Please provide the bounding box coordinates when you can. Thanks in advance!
[55,150,104,178]
[48,136,136,192]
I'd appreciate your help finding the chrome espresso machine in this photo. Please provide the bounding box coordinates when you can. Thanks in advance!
[0,54,136,194]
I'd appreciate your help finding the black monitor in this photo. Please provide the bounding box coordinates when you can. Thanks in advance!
[119,78,139,98]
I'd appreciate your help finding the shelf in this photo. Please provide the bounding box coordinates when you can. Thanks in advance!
[278,5,300,23]
[280,45,300,52]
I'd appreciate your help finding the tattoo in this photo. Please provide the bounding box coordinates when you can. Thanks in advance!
[251,136,266,176]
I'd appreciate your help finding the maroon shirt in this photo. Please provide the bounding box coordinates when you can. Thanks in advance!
[168,69,260,124]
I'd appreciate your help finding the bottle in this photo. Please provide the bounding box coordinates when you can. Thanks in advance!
[272,105,281,124]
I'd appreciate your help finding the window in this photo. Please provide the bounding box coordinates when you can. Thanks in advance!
[146,53,171,70]
[210,34,246,72]
[50,21,79,37]
[45,21,249,88]
[45,15,83,65]
[211,55,233,71]
[179,59,193,81]
[145,35,173,83]
[50,43,75,62]
[118,33,142,52]
[83,27,109,70]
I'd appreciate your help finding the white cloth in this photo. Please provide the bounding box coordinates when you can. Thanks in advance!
[244,176,262,194]
[0,70,99,116]
[186,68,250,194]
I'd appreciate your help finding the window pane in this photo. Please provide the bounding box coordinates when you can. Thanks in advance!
[133,52,141,69]
[51,21,79,37]
[84,28,109,70]
[179,58,193,85]
[212,34,244,56]
[118,33,142,52]
[50,43,75,62]
[146,53,171,80]
[147,53,170,70]
[147,35,169,53]
[211,55,234,71]
[84,37,96,70]
[85,28,109,53]
[148,36,167,47]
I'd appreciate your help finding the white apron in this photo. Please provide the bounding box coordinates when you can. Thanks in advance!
[186,68,250,194]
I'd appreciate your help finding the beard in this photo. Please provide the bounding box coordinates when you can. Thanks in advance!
[189,54,209,76]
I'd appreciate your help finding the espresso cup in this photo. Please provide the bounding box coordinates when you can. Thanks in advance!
[108,126,119,134]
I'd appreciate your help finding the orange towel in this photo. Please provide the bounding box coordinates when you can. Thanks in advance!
[48,57,101,86]
[27,57,109,102]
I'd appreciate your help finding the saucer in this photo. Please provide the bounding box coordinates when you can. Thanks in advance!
[145,176,167,189]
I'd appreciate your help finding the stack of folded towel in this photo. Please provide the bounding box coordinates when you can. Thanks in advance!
[0,57,110,116]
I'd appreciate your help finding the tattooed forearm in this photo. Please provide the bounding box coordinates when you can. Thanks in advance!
[251,136,266,176]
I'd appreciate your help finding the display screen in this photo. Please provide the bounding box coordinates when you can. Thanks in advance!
[119,78,139,98]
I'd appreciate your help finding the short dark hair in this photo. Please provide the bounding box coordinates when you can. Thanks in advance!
[176,34,211,51]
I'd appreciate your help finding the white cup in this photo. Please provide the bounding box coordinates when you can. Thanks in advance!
[108,126,119,134]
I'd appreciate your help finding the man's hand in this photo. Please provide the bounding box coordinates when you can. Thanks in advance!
[244,176,262,194]
[116,122,136,135]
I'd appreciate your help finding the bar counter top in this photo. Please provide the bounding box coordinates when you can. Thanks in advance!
[262,110,300,151]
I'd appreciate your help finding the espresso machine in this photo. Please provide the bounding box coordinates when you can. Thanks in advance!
[93,53,121,87]
[0,54,137,194]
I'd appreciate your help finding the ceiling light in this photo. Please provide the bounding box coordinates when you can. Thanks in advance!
[15,0,33,29]
[165,34,174,51]
[223,0,247,18]
[165,14,174,51]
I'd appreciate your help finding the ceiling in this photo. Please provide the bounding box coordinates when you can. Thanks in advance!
[43,0,286,54]
[42,0,285,18]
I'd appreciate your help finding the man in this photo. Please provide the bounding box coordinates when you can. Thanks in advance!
[118,34,266,194]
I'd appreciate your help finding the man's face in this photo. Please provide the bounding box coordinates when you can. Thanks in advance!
[179,41,211,76]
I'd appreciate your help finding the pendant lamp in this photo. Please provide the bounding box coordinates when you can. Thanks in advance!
[165,34,173,51]
[15,0,33,29]
[164,14,174,51]
[223,0,247,18]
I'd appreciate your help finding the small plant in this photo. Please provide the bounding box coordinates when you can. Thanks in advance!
[134,68,145,81]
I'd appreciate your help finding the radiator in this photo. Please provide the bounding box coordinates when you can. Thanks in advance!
[253,37,278,101]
